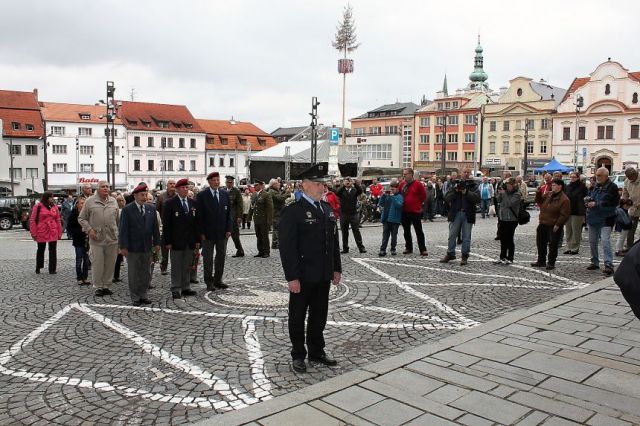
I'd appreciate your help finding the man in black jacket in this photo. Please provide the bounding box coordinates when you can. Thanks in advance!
[335,177,366,253]
[279,164,342,373]
[162,179,200,299]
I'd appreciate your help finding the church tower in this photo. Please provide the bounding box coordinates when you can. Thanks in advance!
[468,35,489,91]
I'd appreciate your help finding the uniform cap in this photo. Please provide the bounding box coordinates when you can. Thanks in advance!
[253,179,265,185]
[175,178,190,188]
[132,183,148,194]
[298,163,329,182]
[225,175,235,180]
[207,171,220,180]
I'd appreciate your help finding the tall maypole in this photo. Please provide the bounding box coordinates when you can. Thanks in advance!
[332,4,360,145]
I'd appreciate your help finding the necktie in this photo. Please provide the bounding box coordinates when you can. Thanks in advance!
[314,201,323,213]
[212,190,219,208]
[139,205,144,216]
[182,198,189,214]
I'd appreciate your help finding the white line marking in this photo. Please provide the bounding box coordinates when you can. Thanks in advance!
[400,281,568,290]
[86,303,280,322]
[242,319,272,400]
[353,258,479,328]
[345,301,467,329]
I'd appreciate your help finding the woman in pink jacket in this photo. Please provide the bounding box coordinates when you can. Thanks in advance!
[29,192,63,274]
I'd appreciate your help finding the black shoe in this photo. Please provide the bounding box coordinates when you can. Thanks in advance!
[172,291,182,299]
[359,248,367,254]
[49,271,57,275]
[340,249,349,254]
[102,288,113,295]
[206,286,215,291]
[132,301,142,307]
[530,262,546,267]
[546,263,555,270]
[603,266,614,276]
[214,282,229,289]
[563,250,572,255]
[182,289,197,297]
[378,251,386,257]
[148,285,155,290]
[494,236,500,241]
[140,298,152,305]
[112,278,122,283]
[460,257,468,266]
[570,251,579,255]
[309,354,338,366]
[232,253,245,258]
[189,279,199,284]
[160,269,168,276]
[440,254,454,263]
[586,264,600,271]
[35,268,41,274]
[390,250,397,256]
[260,254,270,258]
[403,250,413,255]
[95,289,105,297]
[292,359,306,373]
[254,253,264,258]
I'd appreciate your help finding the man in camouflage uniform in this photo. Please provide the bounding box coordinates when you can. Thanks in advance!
[251,180,273,258]
[224,175,245,257]
[267,178,290,249]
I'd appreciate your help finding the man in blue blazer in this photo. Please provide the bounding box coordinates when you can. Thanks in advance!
[196,171,232,290]
[119,183,161,306]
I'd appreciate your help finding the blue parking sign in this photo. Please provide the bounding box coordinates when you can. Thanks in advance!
[582,147,587,157]
[330,128,339,144]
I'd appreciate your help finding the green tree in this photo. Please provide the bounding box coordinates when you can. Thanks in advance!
[332,4,360,54]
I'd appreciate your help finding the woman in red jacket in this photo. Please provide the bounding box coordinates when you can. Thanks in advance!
[323,183,341,251]
[29,192,63,274]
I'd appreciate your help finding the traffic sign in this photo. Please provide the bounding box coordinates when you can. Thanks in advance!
[330,128,340,144]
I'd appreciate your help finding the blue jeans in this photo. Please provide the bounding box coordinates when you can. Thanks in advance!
[447,211,473,258]
[480,199,491,218]
[588,224,613,267]
[74,246,90,280]
[380,222,400,253]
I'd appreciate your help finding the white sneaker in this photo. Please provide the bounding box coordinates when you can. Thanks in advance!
[504,259,513,265]
[493,258,506,265]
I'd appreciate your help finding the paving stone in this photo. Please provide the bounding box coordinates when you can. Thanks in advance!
[551,319,598,333]
[489,384,517,398]
[471,359,548,387]
[515,411,549,426]
[259,405,342,426]
[308,400,376,426]
[455,339,530,363]
[432,349,481,367]
[457,413,494,426]
[584,368,640,400]
[586,413,632,426]
[573,313,630,326]
[508,391,594,423]
[499,337,560,355]
[322,386,385,413]
[404,413,458,426]
[529,331,588,347]
[376,369,444,396]
[356,399,423,426]
[579,339,631,356]
[541,416,584,426]
[499,323,539,336]
[424,384,470,405]
[406,361,497,392]
[510,351,601,382]
[450,390,530,424]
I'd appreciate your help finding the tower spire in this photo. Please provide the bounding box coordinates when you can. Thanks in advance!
[443,74,448,96]
[468,35,488,91]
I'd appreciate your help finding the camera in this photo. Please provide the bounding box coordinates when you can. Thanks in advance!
[584,196,593,207]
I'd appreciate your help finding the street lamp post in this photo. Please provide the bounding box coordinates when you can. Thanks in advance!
[161,136,166,189]
[573,95,584,171]
[523,119,529,177]
[440,108,448,175]
[8,138,15,196]
[75,136,80,195]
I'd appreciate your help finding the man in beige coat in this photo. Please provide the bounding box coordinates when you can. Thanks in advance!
[623,167,640,250]
[78,180,120,297]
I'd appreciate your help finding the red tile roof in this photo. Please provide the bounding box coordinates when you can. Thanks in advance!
[41,102,123,125]
[0,89,44,138]
[197,119,277,151]
[117,101,204,133]
[561,77,590,103]
[630,72,640,82]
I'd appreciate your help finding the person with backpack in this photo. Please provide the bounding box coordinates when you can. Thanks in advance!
[29,192,63,274]
[494,178,521,265]
[615,199,633,257]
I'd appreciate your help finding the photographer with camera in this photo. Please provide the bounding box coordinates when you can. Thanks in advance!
[440,168,481,266]
[586,167,620,276]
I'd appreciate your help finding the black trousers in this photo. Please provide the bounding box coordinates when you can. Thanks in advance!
[202,238,227,287]
[340,213,364,250]
[113,253,123,279]
[536,224,562,265]
[231,220,244,254]
[401,212,426,252]
[160,233,169,271]
[255,223,270,255]
[289,280,330,360]
[499,221,518,261]
[36,241,57,273]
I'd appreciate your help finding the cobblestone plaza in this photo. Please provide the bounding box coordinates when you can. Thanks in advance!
[0,213,614,425]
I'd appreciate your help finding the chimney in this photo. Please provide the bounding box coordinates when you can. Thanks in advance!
[33,88,39,100]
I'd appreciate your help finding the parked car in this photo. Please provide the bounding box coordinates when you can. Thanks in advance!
[612,173,626,190]
[0,198,19,230]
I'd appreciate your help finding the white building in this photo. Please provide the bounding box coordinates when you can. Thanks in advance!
[553,59,640,175]
[41,102,128,192]
[118,101,206,190]
[0,89,45,196]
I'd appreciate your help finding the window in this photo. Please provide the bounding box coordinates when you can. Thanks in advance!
[517,88,523,97]
[540,140,547,154]
[78,127,92,137]
[134,160,141,171]
[448,134,458,143]
[464,133,475,143]
[220,137,228,145]
[209,157,215,167]
[26,168,38,178]
[464,114,475,125]
[147,137,154,147]
[369,126,381,135]
[80,164,94,173]
[26,145,37,155]
[179,138,185,148]
[489,121,496,131]
[79,145,94,155]
[166,137,174,148]
[219,157,225,167]
[190,160,196,171]
[445,102,451,109]
[633,93,639,104]
[166,160,174,171]
[148,159,154,171]
[11,122,20,130]
[446,151,457,161]
[229,157,235,167]
[238,138,247,146]
[114,146,120,156]
[190,138,196,148]
[578,126,586,140]
[489,141,496,154]
[9,145,21,155]
[354,127,365,136]
[526,120,535,130]
[158,121,169,129]
[435,152,442,161]
[526,140,534,154]
[515,141,521,153]
[10,168,22,179]
[26,124,34,131]
[464,152,473,161]
[80,114,91,120]
[437,116,446,126]
[448,115,458,125]
[435,134,444,144]
[111,128,118,137]
[419,152,429,161]
[631,125,639,139]
[52,145,67,154]
[420,135,429,144]
[178,160,185,171]
[345,143,392,160]
[420,117,430,127]
[134,136,141,147]
[437,103,443,111]
[385,126,398,135]
[502,141,510,154]
[597,125,614,139]
[108,164,120,173]
[540,119,549,130]
[605,84,611,95]
[53,163,67,173]
[562,127,571,140]
[503,121,510,131]
[258,138,266,147]
[51,126,65,136]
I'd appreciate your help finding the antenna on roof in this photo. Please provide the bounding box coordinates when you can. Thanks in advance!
[129,88,136,101]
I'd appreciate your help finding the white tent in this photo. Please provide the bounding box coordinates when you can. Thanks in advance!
[251,140,357,163]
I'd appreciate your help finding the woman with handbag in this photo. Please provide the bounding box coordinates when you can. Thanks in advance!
[494,178,521,265]
[29,192,63,274]
[66,197,91,285]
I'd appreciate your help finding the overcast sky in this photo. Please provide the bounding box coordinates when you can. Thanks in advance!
[1,0,638,133]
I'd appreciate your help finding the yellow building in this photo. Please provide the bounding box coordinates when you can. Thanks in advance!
[481,77,565,174]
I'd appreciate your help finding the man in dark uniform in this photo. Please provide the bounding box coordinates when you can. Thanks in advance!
[251,180,273,258]
[156,179,176,275]
[279,164,342,373]
[224,175,245,257]
[267,178,290,249]
[162,178,200,299]
[336,177,366,253]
